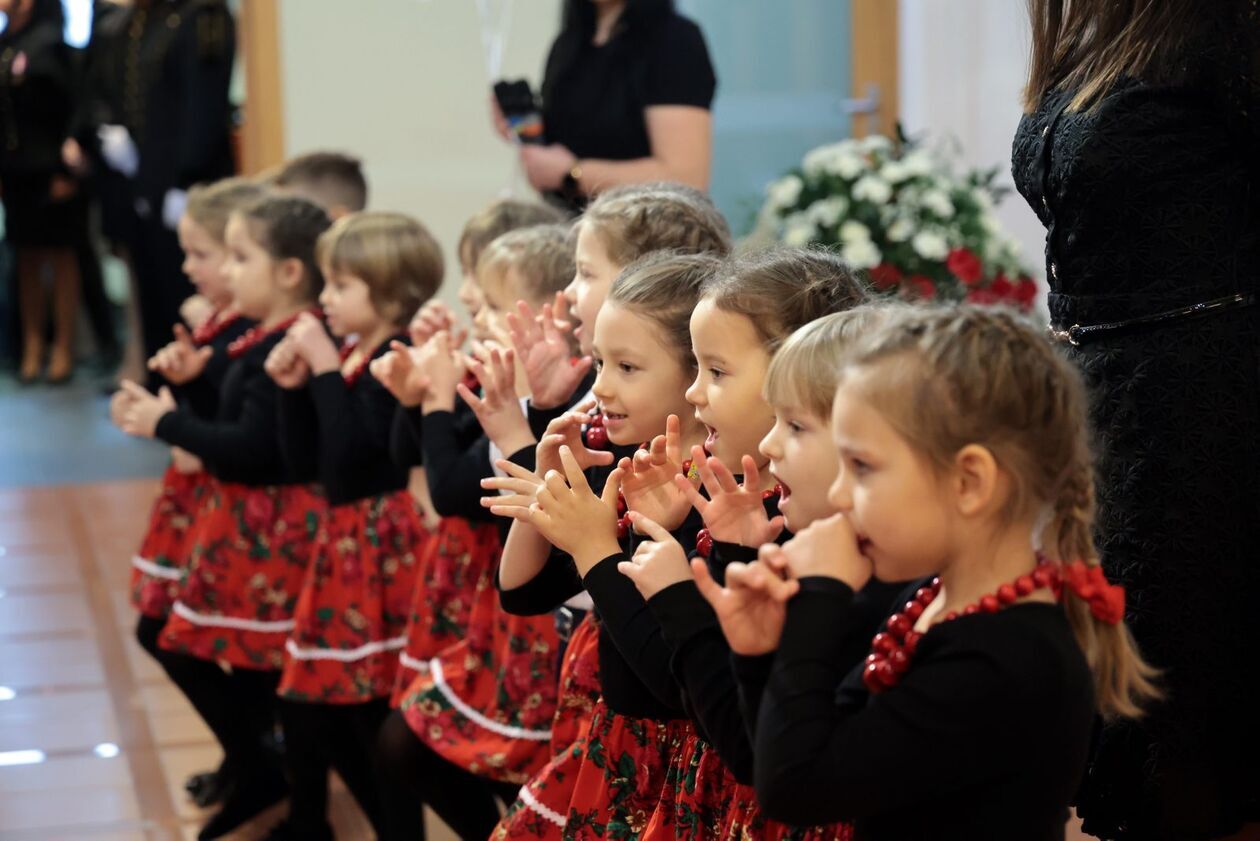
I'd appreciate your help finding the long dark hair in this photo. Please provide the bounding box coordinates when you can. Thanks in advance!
[1023,0,1217,112]
[542,0,674,103]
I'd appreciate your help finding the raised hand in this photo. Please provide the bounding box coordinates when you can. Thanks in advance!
[617,512,694,599]
[287,312,341,375]
[117,380,177,439]
[409,300,467,348]
[415,331,467,412]
[480,459,545,520]
[768,513,872,591]
[178,294,214,330]
[528,446,623,572]
[148,323,214,385]
[506,297,591,410]
[693,557,799,656]
[264,336,312,390]
[369,341,429,407]
[536,398,612,478]
[677,448,785,548]
[458,344,534,456]
[617,415,695,532]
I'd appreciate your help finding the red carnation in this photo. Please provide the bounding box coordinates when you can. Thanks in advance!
[868,262,903,290]
[946,248,984,286]
[1014,277,1038,310]
[988,274,1015,301]
[908,275,936,300]
[966,287,996,305]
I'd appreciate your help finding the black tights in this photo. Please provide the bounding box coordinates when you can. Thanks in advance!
[134,614,278,778]
[375,709,521,841]
[277,697,391,837]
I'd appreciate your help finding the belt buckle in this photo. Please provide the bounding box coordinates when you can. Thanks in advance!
[1048,323,1081,346]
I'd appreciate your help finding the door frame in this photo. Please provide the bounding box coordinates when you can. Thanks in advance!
[851,0,899,138]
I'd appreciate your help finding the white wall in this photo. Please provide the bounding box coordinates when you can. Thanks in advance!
[277,0,562,305]
[898,0,1046,285]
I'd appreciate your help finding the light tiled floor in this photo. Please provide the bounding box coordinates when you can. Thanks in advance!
[0,479,455,841]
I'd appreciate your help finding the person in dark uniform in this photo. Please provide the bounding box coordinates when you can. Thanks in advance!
[0,0,86,383]
[493,0,716,212]
[87,0,235,378]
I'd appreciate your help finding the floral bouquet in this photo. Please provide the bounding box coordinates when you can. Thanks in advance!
[761,133,1038,309]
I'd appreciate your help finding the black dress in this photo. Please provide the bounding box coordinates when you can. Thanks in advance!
[1011,8,1260,838]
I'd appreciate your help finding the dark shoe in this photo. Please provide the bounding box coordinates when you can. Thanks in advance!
[185,763,235,809]
[196,767,287,840]
[262,818,333,841]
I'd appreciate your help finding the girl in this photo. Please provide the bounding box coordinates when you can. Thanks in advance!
[115,195,332,840]
[262,211,443,841]
[375,224,578,841]
[704,305,1159,839]
[486,251,719,838]
[126,176,268,810]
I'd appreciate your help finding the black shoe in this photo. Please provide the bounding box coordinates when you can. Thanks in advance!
[185,763,235,809]
[196,768,288,840]
[262,818,333,841]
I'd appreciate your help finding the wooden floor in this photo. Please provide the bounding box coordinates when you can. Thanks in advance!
[0,479,454,841]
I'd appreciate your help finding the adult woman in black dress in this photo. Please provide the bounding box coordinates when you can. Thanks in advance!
[1012,3,1259,839]
[495,0,716,210]
[0,0,84,383]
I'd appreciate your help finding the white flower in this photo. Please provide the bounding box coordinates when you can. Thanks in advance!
[912,230,949,260]
[971,187,994,211]
[782,212,816,247]
[842,238,882,269]
[839,220,871,243]
[807,196,849,227]
[901,149,936,178]
[979,211,1001,234]
[887,217,916,242]
[765,175,803,211]
[880,160,912,183]
[802,141,861,178]
[920,189,955,219]
[832,153,867,180]
[859,135,894,155]
[852,175,892,205]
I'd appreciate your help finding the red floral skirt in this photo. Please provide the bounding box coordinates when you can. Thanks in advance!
[160,482,324,670]
[399,563,560,785]
[130,464,208,619]
[390,516,500,707]
[279,490,431,704]
[562,700,692,840]
[495,612,603,839]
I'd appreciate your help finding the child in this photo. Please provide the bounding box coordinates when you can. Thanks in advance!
[487,251,720,837]
[374,224,579,841]
[270,150,368,219]
[114,195,333,840]
[704,305,1158,838]
[124,175,269,810]
[261,211,443,840]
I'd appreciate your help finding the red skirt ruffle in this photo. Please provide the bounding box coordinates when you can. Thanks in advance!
[495,612,602,839]
[130,464,208,618]
[390,516,499,707]
[279,491,431,704]
[160,482,324,670]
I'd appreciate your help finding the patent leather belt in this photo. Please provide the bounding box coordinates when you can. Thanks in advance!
[1048,293,1256,346]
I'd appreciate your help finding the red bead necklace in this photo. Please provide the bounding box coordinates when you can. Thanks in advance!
[862,559,1062,694]
[227,308,318,359]
[190,308,242,346]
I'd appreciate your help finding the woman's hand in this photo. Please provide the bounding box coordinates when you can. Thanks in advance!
[766,513,872,592]
[368,340,428,407]
[506,295,591,410]
[117,381,177,439]
[489,92,513,143]
[528,446,624,574]
[286,313,341,375]
[148,324,213,386]
[677,448,785,548]
[458,344,534,456]
[264,336,312,391]
[536,399,613,477]
[618,415,695,532]
[520,143,578,192]
[617,512,694,599]
[693,556,798,656]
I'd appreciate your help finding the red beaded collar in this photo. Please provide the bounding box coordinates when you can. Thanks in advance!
[191,308,242,346]
[227,308,319,359]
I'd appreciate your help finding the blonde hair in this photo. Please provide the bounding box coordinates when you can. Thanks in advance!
[583,186,732,265]
[458,199,567,272]
[703,247,869,354]
[608,251,723,371]
[842,305,1160,718]
[316,211,443,326]
[764,305,896,420]
[186,177,271,242]
[476,224,575,306]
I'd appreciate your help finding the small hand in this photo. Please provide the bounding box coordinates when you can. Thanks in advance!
[148,323,214,385]
[458,345,533,456]
[536,399,612,478]
[676,448,785,548]
[767,513,872,591]
[617,512,693,599]
[617,415,695,532]
[693,557,799,656]
[480,459,545,519]
[117,380,177,439]
[264,336,312,390]
[528,445,624,573]
[286,313,341,374]
[368,341,429,406]
[415,331,466,411]
[506,297,590,410]
[409,300,466,348]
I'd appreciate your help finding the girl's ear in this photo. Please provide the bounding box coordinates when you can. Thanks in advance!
[274,256,306,294]
[952,443,1004,518]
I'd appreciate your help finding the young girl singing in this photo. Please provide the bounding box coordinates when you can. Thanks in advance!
[706,305,1159,839]
[487,251,720,837]
[262,211,443,841]
[115,195,332,840]
[126,175,268,811]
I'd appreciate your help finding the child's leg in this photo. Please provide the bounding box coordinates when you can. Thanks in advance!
[374,709,430,841]
[276,699,334,838]
[324,699,390,836]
